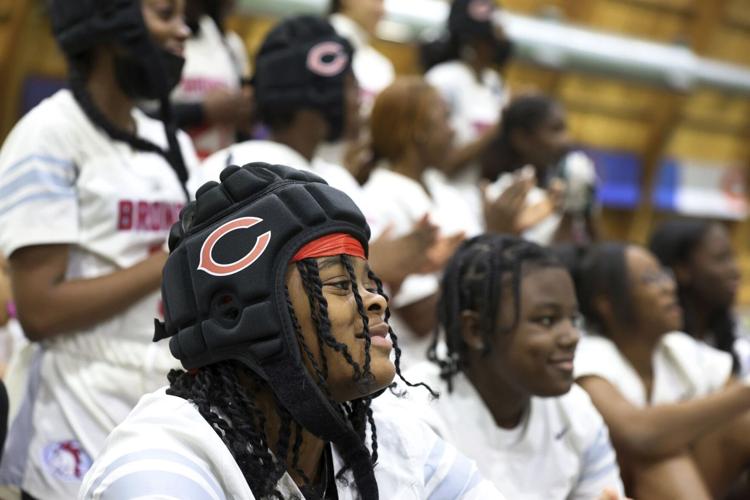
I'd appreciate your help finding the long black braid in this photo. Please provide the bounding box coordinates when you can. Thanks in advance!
[429,234,562,392]
[167,256,388,499]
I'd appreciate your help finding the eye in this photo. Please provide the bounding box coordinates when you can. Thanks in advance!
[534,315,556,328]
[325,280,351,293]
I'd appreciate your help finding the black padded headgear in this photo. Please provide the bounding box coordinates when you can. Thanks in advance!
[155,162,378,497]
[254,15,354,142]
[449,0,498,41]
[48,0,189,190]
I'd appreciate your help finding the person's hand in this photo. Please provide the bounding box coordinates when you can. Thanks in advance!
[482,170,534,234]
[203,89,254,128]
[596,488,633,500]
[368,215,439,288]
[423,231,466,273]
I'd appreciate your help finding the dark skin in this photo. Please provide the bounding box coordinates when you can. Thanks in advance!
[246,256,393,487]
[10,0,189,341]
[673,223,740,340]
[460,266,580,429]
[578,246,750,499]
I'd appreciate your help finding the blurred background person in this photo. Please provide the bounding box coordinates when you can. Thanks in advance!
[573,242,750,499]
[170,0,253,159]
[0,0,197,497]
[650,219,749,377]
[483,94,598,245]
[421,0,513,217]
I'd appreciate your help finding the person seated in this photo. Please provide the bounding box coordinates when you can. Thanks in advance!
[649,219,748,376]
[80,163,504,499]
[383,234,625,499]
[481,94,598,245]
[573,242,750,499]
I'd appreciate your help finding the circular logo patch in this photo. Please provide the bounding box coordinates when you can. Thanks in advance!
[306,41,349,77]
[42,440,93,482]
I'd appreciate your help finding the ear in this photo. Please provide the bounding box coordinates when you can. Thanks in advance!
[460,310,485,351]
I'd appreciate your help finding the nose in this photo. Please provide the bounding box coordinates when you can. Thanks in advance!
[557,319,581,349]
[363,285,387,320]
[172,15,191,43]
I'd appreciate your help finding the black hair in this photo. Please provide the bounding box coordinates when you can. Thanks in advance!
[430,234,562,391]
[329,0,342,14]
[574,242,634,337]
[167,255,429,499]
[419,34,462,72]
[480,94,558,181]
[649,219,738,370]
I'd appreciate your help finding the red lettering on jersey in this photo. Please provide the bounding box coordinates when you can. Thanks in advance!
[117,200,184,232]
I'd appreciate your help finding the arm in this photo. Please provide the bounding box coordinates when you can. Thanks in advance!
[395,293,438,339]
[10,244,166,341]
[440,126,498,177]
[578,376,750,459]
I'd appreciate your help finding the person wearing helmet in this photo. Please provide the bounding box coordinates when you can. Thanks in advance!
[198,16,445,298]
[421,0,513,218]
[0,1,197,497]
[80,163,505,499]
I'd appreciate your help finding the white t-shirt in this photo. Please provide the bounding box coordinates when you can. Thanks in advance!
[330,13,395,116]
[172,15,249,159]
[574,332,733,406]
[80,387,506,499]
[426,60,509,218]
[197,140,385,238]
[363,167,482,366]
[0,89,198,499]
[382,363,624,500]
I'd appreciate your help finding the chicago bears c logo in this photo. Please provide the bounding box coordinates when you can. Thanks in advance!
[307,41,349,77]
[198,217,271,277]
[468,0,494,21]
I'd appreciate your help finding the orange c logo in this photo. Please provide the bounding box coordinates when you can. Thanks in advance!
[198,217,272,277]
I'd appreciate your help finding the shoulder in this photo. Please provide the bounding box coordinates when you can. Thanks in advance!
[80,388,250,499]
[426,61,471,85]
[574,334,623,379]
[662,331,733,390]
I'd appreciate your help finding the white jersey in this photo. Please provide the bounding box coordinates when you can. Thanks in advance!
[574,332,733,406]
[172,15,249,159]
[80,387,506,499]
[426,60,509,218]
[382,363,624,500]
[363,167,482,366]
[0,89,198,499]
[319,14,397,168]
[197,140,385,238]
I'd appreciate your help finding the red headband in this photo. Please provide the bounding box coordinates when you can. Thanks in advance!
[291,233,365,263]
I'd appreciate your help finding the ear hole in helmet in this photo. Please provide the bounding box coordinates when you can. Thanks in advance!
[211,292,242,326]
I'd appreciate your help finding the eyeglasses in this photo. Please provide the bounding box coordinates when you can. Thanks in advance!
[639,267,675,287]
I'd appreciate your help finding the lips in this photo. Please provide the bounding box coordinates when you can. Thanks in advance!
[357,322,392,350]
[549,354,575,372]
[367,323,389,339]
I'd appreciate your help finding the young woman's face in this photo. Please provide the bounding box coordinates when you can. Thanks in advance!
[419,91,455,167]
[686,224,740,310]
[518,105,571,169]
[625,246,683,335]
[286,255,395,402]
[485,266,581,398]
[340,0,385,36]
[142,0,190,56]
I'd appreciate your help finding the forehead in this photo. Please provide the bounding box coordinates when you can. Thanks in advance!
[625,246,660,274]
[517,266,576,308]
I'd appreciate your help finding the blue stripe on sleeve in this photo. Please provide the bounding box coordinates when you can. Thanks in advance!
[4,154,74,177]
[423,438,446,485]
[0,168,72,199]
[99,470,221,500]
[82,449,225,500]
[428,451,476,500]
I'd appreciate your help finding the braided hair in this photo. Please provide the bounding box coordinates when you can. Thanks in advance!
[430,234,562,392]
[649,220,738,371]
[166,255,425,498]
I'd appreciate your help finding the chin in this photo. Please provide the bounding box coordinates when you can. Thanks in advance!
[536,378,574,398]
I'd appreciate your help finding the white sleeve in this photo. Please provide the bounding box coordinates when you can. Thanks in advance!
[391,273,439,308]
[79,447,232,500]
[0,116,79,258]
[695,341,733,392]
[421,435,507,499]
[569,413,624,499]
